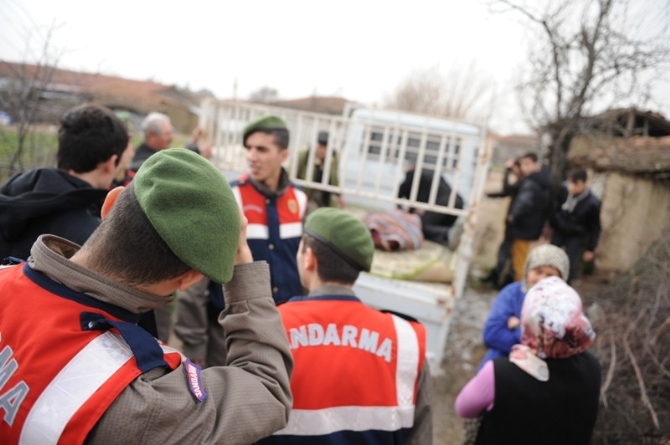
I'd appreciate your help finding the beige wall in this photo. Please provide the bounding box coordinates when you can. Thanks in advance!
[597,171,670,271]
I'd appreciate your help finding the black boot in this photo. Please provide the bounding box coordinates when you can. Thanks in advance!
[482,268,498,284]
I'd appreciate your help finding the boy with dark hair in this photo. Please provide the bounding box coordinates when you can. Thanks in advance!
[0,103,130,261]
[550,168,601,283]
[258,207,432,445]
[57,104,129,172]
[507,152,552,281]
[0,148,293,444]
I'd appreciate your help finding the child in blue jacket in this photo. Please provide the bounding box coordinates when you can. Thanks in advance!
[479,244,570,368]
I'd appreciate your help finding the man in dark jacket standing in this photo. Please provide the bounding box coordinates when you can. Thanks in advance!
[507,152,551,281]
[130,112,174,172]
[484,158,523,288]
[551,168,601,283]
[0,104,129,261]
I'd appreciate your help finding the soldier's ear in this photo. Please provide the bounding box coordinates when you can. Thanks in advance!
[102,154,118,174]
[304,247,317,272]
[102,186,125,219]
[176,270,205,291]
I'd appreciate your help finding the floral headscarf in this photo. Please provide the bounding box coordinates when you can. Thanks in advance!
[510,276,596,381]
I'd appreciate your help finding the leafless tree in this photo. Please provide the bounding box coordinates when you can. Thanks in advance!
[496,0,670,184]
[384,63,497,123]
[248,86,279,104]
[0,20,63,176]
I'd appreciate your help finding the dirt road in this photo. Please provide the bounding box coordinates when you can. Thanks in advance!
[431,169,506,444]
[432,285,494,444]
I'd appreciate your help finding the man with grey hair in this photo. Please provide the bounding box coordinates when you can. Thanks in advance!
[130,112,174,172]
[129,112,175,342]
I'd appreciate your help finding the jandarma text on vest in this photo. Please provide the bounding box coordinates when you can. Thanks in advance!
[0,333,30,427]
[289,323,393,362]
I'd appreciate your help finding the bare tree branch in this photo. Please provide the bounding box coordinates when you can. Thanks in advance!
[623,325,660,429]
[0,20,63,175]
[599,330,617,405]
[384,63,496,123]
[501,0,670,184]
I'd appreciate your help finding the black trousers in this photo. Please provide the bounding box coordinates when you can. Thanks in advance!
[550,232,584,284]
[420,210,459,245]
[490,227,514,289]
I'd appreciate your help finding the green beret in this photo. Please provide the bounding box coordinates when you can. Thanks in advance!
[304,208,374,272]
[242,115,287,145]
[133,148,240,283]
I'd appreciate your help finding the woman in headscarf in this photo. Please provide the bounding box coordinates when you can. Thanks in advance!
[478,244,570,369]
[456,277,601,445]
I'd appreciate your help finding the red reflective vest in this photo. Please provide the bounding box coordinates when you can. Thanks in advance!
[230,174,307,303]
[0,265,182,444]
[267,295,426,444]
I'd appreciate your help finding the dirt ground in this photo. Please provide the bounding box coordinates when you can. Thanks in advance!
[432,285,494,444]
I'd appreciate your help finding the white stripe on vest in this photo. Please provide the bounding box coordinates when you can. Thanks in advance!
[294,188,308,219]
[247,223,302,240]
[279,222,302,239]
[274,315,420,436]
[231,185,244,214]
[20,332,132,444]
[392,314,420,408]
[247,223,270,240]
[18,332,179,445]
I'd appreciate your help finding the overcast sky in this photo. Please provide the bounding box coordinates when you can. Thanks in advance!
[1,0,669,134]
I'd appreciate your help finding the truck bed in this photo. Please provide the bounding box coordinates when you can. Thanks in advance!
[344,205,457,373]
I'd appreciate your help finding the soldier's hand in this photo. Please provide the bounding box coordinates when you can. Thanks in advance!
[235,214,253,264]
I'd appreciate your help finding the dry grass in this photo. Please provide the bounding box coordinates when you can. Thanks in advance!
[580,230,670,444]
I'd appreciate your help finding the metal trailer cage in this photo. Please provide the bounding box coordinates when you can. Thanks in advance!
[199,99,492,373]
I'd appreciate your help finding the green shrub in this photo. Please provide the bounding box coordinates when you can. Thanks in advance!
[0,126,59,183]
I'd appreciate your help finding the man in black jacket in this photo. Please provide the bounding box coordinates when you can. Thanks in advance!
[484,158,523,288]
[130,112,174,172]
[398,165,464,246]
[551,168,601,283]
[0,104,129,261]
[507,152,551,281]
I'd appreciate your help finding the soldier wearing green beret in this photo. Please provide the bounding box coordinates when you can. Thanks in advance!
[258,207,433,445]
[175,115,307,368]
[0,149,293,444]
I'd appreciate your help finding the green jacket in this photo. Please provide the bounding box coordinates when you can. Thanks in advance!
[296,148,340,207]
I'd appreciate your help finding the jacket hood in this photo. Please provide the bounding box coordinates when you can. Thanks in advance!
[0,168,108,242]
[525,169,552,189]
